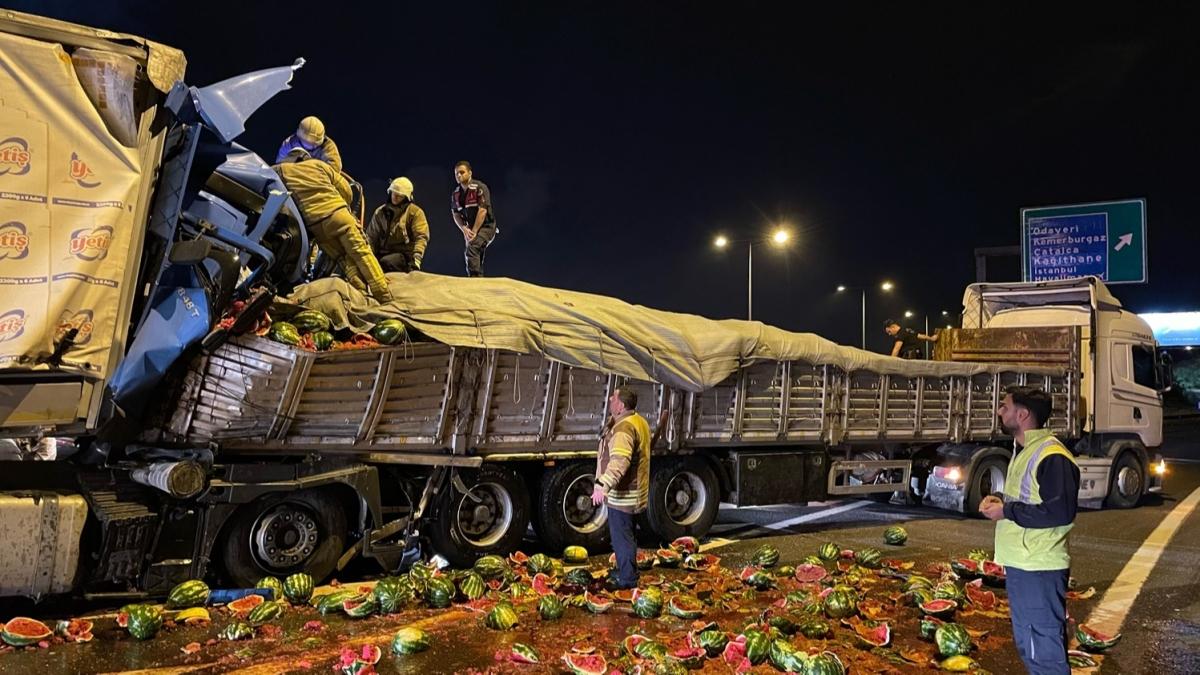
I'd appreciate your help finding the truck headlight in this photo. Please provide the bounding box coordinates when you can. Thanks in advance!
[1155,460,1167,476]
[946,467,962,483]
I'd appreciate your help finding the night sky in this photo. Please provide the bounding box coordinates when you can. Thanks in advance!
[18,2,1200,352]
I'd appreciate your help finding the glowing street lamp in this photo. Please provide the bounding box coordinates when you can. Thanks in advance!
[837,281,894,349]
[712,227,794,320]
[714,235,728,249]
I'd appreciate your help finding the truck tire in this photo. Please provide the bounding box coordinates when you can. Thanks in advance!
[1104,452,1144,509]
[638,457,719,543]
[221,489,347,588]
[428,464,530,568]
[533,461,611,554]
[965,456,1007,517]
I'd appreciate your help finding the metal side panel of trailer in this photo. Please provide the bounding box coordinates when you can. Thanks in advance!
[151,332,1079,462]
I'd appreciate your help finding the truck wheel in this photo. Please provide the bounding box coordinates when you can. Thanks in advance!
[221,489,347,588]
[534,462,611,554]
[965,456,1007,516]
[1105,452,1144,509]
[639,457,719,543]
[428,465,530,568]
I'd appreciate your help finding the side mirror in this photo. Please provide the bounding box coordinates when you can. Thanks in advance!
[1157,349,1175,394]
[169,239,213,266]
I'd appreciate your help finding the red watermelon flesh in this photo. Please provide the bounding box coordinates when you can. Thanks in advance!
[673,645,707,667]
[360,644,382,664]
[738,566,758,582]
[856,621,891,647]
[983,561,1005,577]
[622,633,649,655]
[508,551,529,565]
[228,594,266,613]
[818,586,835,599]
[611,589,635,603]
[722,635,748,664]
[531,573,556,596]
[836,559,854,573]
[561,653,607,675]
[794,564,828,583]
[840,549,856,559]
[964,583,997,610]
[953,558,980,573]
[919,599,958,616]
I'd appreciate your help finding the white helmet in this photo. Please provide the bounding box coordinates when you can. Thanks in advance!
[388,177,414,200]
[296,116,325,146]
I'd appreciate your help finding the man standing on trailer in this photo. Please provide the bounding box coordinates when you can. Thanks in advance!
[591,386,651,590]
[450,160,497,276]
[980,386,1079,675]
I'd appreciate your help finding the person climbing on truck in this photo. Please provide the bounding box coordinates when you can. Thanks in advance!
[366,177,429,273]
[276,115,343,172]
[884,318,938,358]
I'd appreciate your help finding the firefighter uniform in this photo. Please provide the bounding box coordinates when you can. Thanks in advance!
[274,158,392,302]
[366,200,430,272]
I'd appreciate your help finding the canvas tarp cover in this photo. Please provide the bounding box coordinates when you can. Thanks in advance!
[281,272,1064,392]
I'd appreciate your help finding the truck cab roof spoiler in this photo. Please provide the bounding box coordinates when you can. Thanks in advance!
[961,276,1122,329]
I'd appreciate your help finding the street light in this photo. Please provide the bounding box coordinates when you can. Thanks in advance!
[712,227,793,321]
[837,281,894,349]
[904,310,914,318]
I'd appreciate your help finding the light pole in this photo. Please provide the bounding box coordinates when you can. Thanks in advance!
[714,228,791,321]
[904,309,951,358]
[837,281,894,349]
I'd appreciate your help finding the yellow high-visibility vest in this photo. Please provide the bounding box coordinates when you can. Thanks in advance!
[994,429,1077,571]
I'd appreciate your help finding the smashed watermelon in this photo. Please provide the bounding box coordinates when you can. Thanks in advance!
[561,653,607,675]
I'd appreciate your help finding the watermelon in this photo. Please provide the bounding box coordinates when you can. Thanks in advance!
[247,600,286,625]
[291,309,332,333]
[1068,650,1098,668]
[722,636,750,669]
[311,331,334,350]
[769,638,808,672]
[818,542,840,561]
[371,319,407,345]
[695,629,729,656]
[775,564,797,578]
[564,567,593,588]
[765,612,799,636]
[563,545,589,563]
[174,607,210,625]
[805,651,846,675]
[632,586,665,618]
[255,576,285,602]
[855,620,891,647]
[670,536,701,553]
[950,558,981,578]
[750,544,780,567]
[1075,623,1121,651]
[474,554,510,579]
[538,593,565,620]
[530,572,556,596]
[935,622,973,657]
[227,593,265,613]
[391,626,430,654]
[561,653,607,675]
[484,602,519,630]
[742,629,770,665]
[268,321,301,346]
[963,580,997,610]
[508,550,530,565]
[453,571,483,601]
[655,548,682,567]
[54,618,94,643]
[671,645,707,668]
[632,637,669,660]
[374,576,416,612]
[667,594,705,619]
[126,604,163,640]
[919,615,946,640]
[509,642,540,664]
[800,617,833,639]
[919,598,958,618]
[903,575,934,591]
[219,620,255,641]
[823,587,857,619]
[527,552,554,574]
[166,579,210,609]
[933,581,966,603]
[283,572,315,603]
[583,591,612,614]
[854,547,883,568]
[315,590,360,615]
[883,525,908,545]
[939,655,979,672]
[967,548,990,562]
[1,617,51,646]
[982,560,1007,586]
[794,563,829,583]
[744,569,776,590]
[342,595,378,618]
[424,575,456,608]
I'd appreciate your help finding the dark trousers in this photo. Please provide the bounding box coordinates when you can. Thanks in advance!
[464,224,495,276]
[378,252,412,273]
[606,506,639,587]
[1007,567,1070,675]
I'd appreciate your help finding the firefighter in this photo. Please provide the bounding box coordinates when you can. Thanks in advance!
[273,148,392,302]
[276,116,343,172]
[365,177,429,273]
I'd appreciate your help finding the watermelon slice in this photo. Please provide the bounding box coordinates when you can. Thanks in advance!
[509,643,540,664]
[836,559,855,573]
[950,558,981,577]
[672,645,707,668]
[561,653,607,675]
[582,591,612,614]
[794,563,828,583]
[531,573,556,596]
[963,582,997,610]
[621,633,650,656]
[1075,623,1121,651]
[919,598,958,618]
[227,593,266,613]
[611,588,636,603]
[670,536,700,554]
[1,618,52,647]
[855,620,892,647]
[738,566,758,582]
[508,551,530,565]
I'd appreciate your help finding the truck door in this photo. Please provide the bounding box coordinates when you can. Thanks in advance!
[1106,340,1163,447]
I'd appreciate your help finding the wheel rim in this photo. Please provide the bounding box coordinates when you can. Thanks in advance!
[563,474,607,534]
[455,481,514,547]
[251,502,321,571]
[980,463,1005,496]
[1117,465,1142,498]
[663,471,708,526]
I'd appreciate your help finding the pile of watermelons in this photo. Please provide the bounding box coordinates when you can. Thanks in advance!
[257,308,410,352]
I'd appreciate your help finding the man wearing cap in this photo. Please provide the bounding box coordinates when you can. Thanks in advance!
[366,177,429,273]
[450,160,497,276]
[273,149,392,302]
[276,116,343,173]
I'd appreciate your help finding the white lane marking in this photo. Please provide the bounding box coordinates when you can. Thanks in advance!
[1164,457,1200,465]
[760,500,874,530]
[1084,485,1200,636]
[700,537,736,551]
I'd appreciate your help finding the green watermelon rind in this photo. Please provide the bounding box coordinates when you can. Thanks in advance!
[935,622,973,657]
[126,604,164,641]
[165,579,211,609]
[291,309,333,333]
[283,572,315,604]
[246,600,285,626]
[391,627,431,655]
[1,617,52,646]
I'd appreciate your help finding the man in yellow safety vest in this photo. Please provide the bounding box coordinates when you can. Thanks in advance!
[980,386,1079,675]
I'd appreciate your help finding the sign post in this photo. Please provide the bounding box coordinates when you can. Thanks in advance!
[1020,198,1147,284]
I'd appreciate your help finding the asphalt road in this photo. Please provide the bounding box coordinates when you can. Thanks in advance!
[1,418,1195,674]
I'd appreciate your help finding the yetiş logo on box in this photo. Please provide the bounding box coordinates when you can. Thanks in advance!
[68,152,100,188]
[0,309,26,343]
[0,221,30,259]
[0,137,32,176]
[69,225,113,261]
[55,310,94,345]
